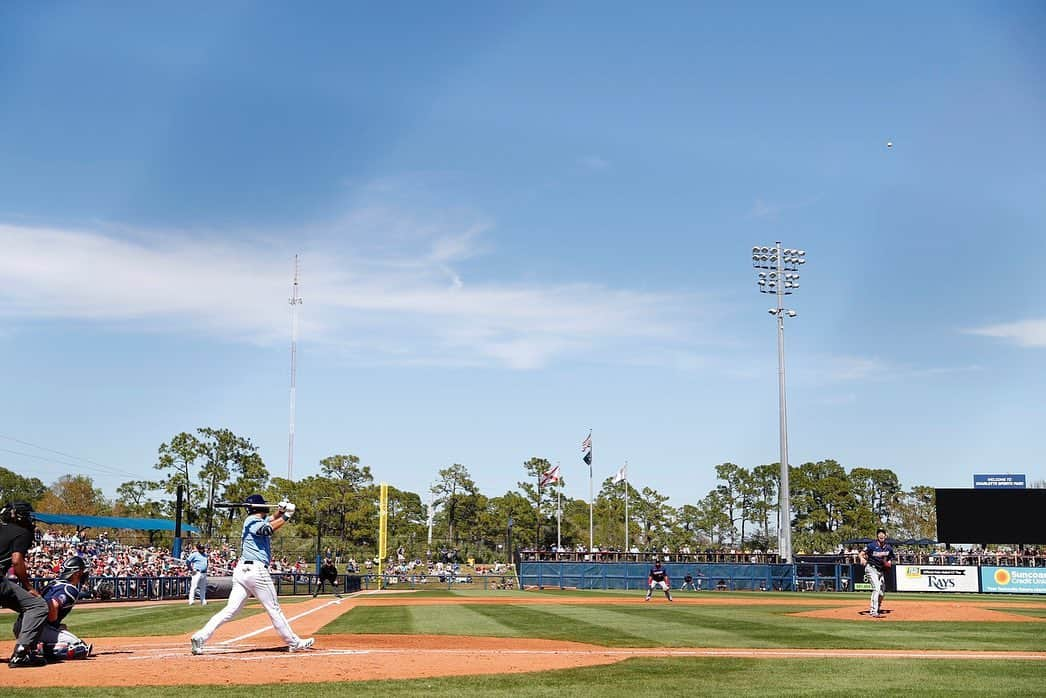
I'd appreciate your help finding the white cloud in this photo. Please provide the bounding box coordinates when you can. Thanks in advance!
[746,194,822,220]
[0,220,703,370]
[964,319,1046,348]
[578,155,610,172]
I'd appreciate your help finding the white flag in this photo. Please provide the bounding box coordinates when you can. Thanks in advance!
[613,463,627,484]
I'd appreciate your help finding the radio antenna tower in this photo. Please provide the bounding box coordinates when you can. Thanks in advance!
[287,254,303,480]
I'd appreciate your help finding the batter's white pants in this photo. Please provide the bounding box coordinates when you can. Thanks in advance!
[866,564,884,614]
[194,562,303,647]
[188,571,207,604]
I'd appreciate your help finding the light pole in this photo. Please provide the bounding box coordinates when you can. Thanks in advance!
[752,242,806,564]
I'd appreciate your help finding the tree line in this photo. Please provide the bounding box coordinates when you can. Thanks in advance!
[2,426,1037,560]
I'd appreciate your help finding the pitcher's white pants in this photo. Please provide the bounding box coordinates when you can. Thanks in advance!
[195,562,302,647]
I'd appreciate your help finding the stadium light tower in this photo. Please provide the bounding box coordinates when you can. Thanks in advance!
[752,242,806,564]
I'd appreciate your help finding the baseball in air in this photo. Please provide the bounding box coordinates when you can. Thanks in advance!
[886,141,893,148]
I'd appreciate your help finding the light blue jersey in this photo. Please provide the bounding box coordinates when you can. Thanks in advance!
[240,515,273,563]
[186,551,208,572]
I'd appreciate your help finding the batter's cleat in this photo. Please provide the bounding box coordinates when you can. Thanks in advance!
[190,636,205,655]
[9,647,47,668]
[289,638,314,652]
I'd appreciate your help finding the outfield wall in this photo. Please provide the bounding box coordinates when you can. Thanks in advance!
[519,562,797,592]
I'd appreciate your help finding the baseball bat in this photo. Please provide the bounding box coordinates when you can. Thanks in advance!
[214,500,283,509]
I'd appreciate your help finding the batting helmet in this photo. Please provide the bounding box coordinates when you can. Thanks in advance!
[59,556,88,585]
[245,494,267,514]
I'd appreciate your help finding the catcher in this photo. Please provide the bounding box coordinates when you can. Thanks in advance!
[13,556,93,660]
[644,560,673,602]
[859,527,895,618]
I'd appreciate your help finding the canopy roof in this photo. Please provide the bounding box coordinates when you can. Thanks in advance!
[34,512,198,533]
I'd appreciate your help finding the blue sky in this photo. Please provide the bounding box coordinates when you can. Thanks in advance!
[1,2,1044,507]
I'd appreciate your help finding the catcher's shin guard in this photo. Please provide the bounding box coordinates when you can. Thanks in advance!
[45,641,92,660]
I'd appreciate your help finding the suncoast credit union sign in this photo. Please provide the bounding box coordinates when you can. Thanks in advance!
[895,565,980,593]
[981,567,1046,594]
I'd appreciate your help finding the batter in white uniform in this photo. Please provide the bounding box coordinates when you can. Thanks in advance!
[191,494,313,654]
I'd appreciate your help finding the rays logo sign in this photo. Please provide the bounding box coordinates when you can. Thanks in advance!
[895,566,979,593]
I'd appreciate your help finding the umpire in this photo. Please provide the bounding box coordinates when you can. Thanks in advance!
[0,501,49,667]
[313,557,342,598]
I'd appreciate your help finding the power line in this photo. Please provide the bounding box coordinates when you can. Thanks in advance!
[0,434,144,482]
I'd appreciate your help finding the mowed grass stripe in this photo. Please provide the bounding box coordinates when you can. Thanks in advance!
[319,602,1046,652]
[70,603,269,637]
[463,603,650,645]
[321,603,522,637]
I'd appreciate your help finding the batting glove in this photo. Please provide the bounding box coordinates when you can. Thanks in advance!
[282,502,296,519]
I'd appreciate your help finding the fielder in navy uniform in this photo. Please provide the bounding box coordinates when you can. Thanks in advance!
[645,560,673,602]
[14,556,93,660]
[859,527,894,618]
[191,495,313,654]
[186,543,208,606]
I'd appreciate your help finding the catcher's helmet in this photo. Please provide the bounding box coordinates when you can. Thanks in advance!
[59,556,88,584]
[245,494,267,514]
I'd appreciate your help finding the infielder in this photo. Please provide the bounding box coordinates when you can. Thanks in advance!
[859,527,895,618]
[191,495,313,654]
[645,560,673,602]
[680,573,697,591]
[185,543,208,606]
[13,556,93,660]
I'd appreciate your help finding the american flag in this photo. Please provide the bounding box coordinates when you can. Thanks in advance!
[582,431,592,466]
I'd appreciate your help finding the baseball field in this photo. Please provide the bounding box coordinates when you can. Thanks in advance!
[4,588,1046,696]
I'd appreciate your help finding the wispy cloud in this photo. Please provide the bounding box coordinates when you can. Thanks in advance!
[577,155,610,172]
[0,215,704,370]
[746,194,822,220]
[964,319,1046,348]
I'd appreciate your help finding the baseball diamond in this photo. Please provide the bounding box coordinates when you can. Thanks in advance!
[3,592,1045,688]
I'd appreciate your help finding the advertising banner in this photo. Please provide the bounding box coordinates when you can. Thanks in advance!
[895,565,980,593]
[973,474,1026,488]
[981,567,1046,594]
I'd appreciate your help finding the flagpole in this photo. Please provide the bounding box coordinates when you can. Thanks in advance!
[536,466,542,551]
[624,460,629,554]
[589,431,594,555]
[556,461,562,553]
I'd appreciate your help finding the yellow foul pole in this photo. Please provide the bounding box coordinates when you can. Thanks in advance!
[378,482,388,590]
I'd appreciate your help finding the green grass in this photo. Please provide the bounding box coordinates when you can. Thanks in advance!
[6,658,1046,697]
[322,599,1046,651]
[57,596,312,637]
[9,590,1044,693]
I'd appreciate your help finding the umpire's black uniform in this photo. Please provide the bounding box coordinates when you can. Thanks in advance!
[0,502,49,667]
[314,559,342,597]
